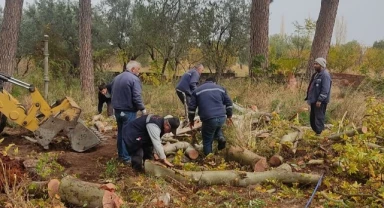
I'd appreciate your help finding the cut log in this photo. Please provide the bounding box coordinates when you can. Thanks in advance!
[328,126,368,141]
[94,121,106,133]
[47,176,123,208]
[224,146,265,172]
[163,142,199,160]
[145,161,320,186]
[254,158,269,172]
[269,155,284,167]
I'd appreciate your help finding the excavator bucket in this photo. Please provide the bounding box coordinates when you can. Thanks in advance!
[0,73,102,152]
[34,97,101,152]
[66,120,101,152]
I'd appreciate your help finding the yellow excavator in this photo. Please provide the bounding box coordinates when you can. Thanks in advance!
[0,72,101,152]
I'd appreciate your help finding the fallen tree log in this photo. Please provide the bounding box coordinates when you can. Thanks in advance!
[48,176,123,208]
[224,146,266,172]
[233,103,272,117]
[163,142,199,160]
[328,126,368,141]
[145,161,320,186]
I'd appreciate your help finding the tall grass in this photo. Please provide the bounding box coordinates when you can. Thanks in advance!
[0,161,36,208]
[11,70,374,126]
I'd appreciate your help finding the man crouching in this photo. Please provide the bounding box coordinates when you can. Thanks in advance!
[122,114,180,172]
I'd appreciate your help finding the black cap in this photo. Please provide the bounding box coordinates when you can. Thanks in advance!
[166,117,180,135]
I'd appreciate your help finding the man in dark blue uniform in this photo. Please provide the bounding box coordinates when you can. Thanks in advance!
[175,64,204,123]
[123,114,180,171]
[305,57,332,136]
[188,77,233,156]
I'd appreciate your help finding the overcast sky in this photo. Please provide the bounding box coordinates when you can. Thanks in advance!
[0,0,383,46]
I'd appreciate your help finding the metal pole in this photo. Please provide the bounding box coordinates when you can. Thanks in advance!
[43,35,49,100]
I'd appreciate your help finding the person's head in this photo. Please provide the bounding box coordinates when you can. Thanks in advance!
[163,116,180,135]
[126,60,142,76]
[98,83,108,95]
[194,63,204,75]
[314,58,326,72]
[205,77,216,83]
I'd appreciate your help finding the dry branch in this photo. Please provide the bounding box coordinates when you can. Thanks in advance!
[145,161,320,186]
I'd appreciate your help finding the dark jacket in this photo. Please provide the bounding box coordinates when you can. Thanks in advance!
[123,115,165,151]
[188,81,233,122]
[97,83,112,114]
[111,71,145,112]
[305,69,332,104]
[176,68,200,96]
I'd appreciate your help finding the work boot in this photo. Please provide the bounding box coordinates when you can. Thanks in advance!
[218,137,226,150]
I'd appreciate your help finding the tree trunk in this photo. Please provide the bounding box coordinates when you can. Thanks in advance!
[306,0,339,78]
[161,58,168,75]
[249,0,270,77]
[0,0,23,92]
[79,0,95,97]
[145,161,321,186]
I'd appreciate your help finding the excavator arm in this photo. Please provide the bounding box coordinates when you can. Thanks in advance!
[0,73,101,152]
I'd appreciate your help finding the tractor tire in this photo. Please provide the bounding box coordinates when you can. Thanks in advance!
[0,113,7,133]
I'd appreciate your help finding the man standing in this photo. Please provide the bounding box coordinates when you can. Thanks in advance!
[305,57,332,136]
[111,60,147,164]
[97,83,113,117]
[188,77,233,156]
[175,64,204,121]
[123,114,179,172]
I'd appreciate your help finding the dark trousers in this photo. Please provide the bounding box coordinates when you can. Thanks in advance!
[115,110,137,162]
[106,102,114,116]
[201,116,226,155]
[129,146,153,172]
[176,90,191,121]
[310,103,327,134]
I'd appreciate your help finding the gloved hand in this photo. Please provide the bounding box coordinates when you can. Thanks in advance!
[142,109,147,115]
